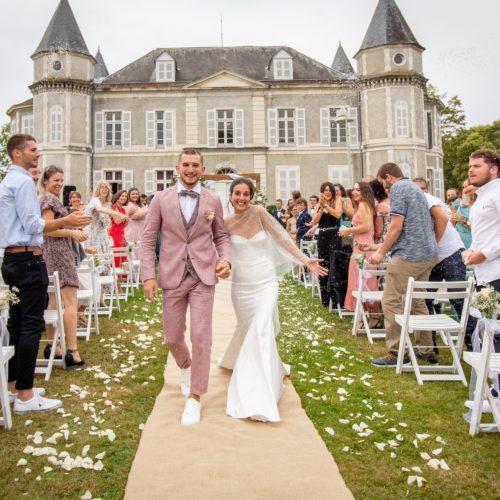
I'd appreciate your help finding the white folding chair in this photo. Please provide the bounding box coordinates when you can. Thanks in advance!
[77,261,100,340]
[111,247,132,301]
[128,244,141,291]
[95,253,121,317]
[395,277,474,385]
[463,322,500,435]
[36,272,67,380]
[351,262,386,343]
[0,312,14,430]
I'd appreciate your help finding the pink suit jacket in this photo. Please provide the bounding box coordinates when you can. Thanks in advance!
[140,186,231,290]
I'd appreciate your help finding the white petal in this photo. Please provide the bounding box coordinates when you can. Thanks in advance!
[82,445,90,457]
[16,458,27,466]
[374,442,386,451]
[416,433,430,441]
[439,459,450,471]
[81,491,92,500]
[411,466,422,473]
[426,458,440,470]
[43,467,53,474]
[95,452,106,460]
[24,420,33,426]
[420,452,431,461]
[138,423,145,430]
[395,402,402,411]
[324,427,335,436]
[432,448,442,456]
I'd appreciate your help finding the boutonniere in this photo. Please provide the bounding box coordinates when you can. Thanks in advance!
[204,209,215,221]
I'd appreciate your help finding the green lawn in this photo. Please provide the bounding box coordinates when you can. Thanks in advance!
[277,277,500,499]
[0,280,498,499]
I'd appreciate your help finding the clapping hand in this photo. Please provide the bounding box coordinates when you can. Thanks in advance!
[305,258,329,277]
[71,229,88,242]
[66,211,93,228]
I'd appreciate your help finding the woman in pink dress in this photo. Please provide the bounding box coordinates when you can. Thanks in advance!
[125,187,148,256]
[339,181,378,312]
[109,190,128,268]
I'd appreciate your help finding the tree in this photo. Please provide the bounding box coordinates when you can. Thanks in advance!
[0,122,10,181]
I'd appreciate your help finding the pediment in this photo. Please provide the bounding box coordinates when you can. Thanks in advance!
[184,70,266,89]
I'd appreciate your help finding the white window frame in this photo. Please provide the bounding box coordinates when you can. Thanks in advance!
[275,165,300,201]
[320,107,358,146]
[268,108,306,147]
[217,109,234,145]
[50,105,63,142]
[395,100,409,138]
[21,114,34,135]
[425,167,435,195]
[328,165,352,188]
[144,169,175,195]
[105,111,123,147]
[207,108,244,148]
[278,109,295,145]
[155,52,175,82]
[146,109,175,149]
[103,170,124,193]
[272,50,293,80]
[434,168,444,200]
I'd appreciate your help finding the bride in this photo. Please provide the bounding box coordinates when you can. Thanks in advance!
[220,178,328,422]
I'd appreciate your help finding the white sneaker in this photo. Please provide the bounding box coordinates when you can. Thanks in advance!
[13,393,62,414]
[8,387,46,404]
[181,398,201,426]
[180,367,191,397]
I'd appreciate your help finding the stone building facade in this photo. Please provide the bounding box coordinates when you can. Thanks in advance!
[7,0,444,205]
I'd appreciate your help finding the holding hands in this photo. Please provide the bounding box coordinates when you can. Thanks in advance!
[216,260,231,279]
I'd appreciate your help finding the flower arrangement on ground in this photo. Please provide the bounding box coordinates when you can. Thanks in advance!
[471,285,500,319]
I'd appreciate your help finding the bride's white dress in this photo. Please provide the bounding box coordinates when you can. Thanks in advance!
[220,205,308,422]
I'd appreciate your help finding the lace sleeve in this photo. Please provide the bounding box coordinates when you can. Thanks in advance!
[257,206,309,265]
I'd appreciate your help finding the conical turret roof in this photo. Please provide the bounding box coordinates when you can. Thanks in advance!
[331,43,356,76]
[94,48,109,80]
[34,0,90,56]
[357,0,423,54]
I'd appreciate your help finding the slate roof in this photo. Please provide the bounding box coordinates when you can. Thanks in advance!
[102,46,353,85]
[34,0,90,56]
[331,44,356,76]
[357,0,423,53]
[94,48,109,80]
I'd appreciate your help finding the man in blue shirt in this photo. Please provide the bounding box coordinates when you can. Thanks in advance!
[369,163,438,367]
[0,134,92,414]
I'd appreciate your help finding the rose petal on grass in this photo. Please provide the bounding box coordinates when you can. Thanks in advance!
[138,423,145,430]
[436,436,446,444]
[426,458,440,470]
[374,442,386,451]
[324,427,335,436]
[24,420,33,427]
[407,476,426,487]
[43,467,53,474]
[95,452,105,460]
[411,466,422,473]
[420,452,431,461]
[439,459,450,471]
[416,433,430,441]
[432,448,442,456]
[81,491,92,500]
[16,459,28,466]
[395,402,402,411]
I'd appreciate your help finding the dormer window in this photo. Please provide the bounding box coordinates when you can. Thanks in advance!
[155,52,175,82]
[272,50,293,80]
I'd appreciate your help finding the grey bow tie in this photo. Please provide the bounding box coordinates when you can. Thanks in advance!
[179,190,199,198]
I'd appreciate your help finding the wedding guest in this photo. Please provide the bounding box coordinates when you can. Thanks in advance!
[370,179,391,244]
[291,190,301,203]
[39,166,86,369]
[339,182,378,312]
[0,134,91,414]
[84,181,127,254]
[271,198,286,228]
[110,190,129,268]
[140,193,148,206]
[369,163,438,367]
[295,198,312,244]
[28,166,41,185]
[309,195,319,215]
[451,179,474,249]
[68,191,85,213]
[286,205,299,241]
[125,187,149,255]
[446,187,460,207]
[311,182,342,307]
[463,149,500,293]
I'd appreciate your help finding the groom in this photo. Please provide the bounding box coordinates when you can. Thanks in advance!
[141,148,231,425]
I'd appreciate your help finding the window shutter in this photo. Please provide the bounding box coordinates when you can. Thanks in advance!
[94,112,103,149]
[320,108,330,146]
[93,169,103,188]
[122,111,131,149]
[146,111,155,149]
[268,108,278,147]
[434,169,444,200]
[144,170,155,196]
[348,107,358,146]
[207,109,216,148]
[123,170,133,190]
[165,109,175,147]
[235,109,244,147]
[296,108,306,146]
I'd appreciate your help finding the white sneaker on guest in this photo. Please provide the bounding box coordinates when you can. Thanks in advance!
[8,387,46,404]
[180,367,191,397]
[13,393,62,414]
[181,398,201,426]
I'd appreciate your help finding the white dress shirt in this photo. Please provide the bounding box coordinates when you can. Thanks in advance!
[176,182,201,222]
[469,178,500,285]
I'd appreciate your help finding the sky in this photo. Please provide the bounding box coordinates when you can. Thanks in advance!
[0,0,499,127]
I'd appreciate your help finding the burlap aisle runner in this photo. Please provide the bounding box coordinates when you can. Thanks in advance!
[125,279,353,500]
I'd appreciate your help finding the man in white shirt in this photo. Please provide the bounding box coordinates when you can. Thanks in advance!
[464,149,500,293]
